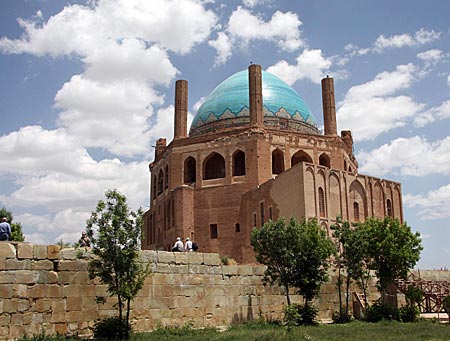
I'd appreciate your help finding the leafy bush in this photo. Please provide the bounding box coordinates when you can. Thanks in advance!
[364,302,398,323]
[220,255,237,265]
[332,309,352,324]
[93,317,130,340]
[399,305,420,322]
[284,304,318,326]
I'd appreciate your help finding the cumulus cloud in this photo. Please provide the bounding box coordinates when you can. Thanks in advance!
[404,184,450,220]
[267,49,332,85]
[373,28,440,53]
[242,0,271,7]
[357,136,450,177]
[337,64,425,141]
[414,100,450,127]
[210,6,304,65]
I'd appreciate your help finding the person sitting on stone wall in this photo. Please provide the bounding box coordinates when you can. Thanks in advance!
[0,217,11,241]
[185,237,193,252]
[172,237,184,252]
[78,231,91,247]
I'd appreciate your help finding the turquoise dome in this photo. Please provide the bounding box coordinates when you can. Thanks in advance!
[190,69,318,136]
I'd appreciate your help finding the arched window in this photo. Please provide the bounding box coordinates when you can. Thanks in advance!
[387,199,392,217]
[272,149,285,174]
[164,165,169,189]
[233,150,246,176]
[184,157,196,184]
[291,150,313,167]
[319,153,331,168]
[319,187,326,217]
[157,170,164,195]
[204,152,225,180]
[353,202,359,221]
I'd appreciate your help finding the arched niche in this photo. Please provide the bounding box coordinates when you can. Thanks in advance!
[184,157,196,184]
[319,153,331,168]
[349,180,366,222]
[203,152,225,180]
[272,148,285,175]
[291,150,312,167]
[233,150,246,176]
[164,165,169,189]
[373,181,384,218]
[329,173,341,220]
[157,169,164,195]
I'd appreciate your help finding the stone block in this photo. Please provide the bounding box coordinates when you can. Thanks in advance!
[22,312,33,325]
[53,323,67,336]
[58,260,80,271]
[59,248,79,260]
[174,252,189,264]
[47,245,60,260]
[2,299,18,313]
[170,264,188,274]
[0,258,5,270]
[156,263,171,273]
[18,299,31,312]
[66,297,82,311]
[14,270,40,284]
[10,313,23,325]
[157,251,175,264]
[0,243,16,258]
[5,259,32,270]
[50,310,66,323]
[0,272,15,284]
[32,260,54,270]
[0,284,12,298]
[237,266,253,276]
[33,245,47,259]
[17,243,33,259]
[222,265,238,275]
[0,315,10,327]
[187,252,203,264]
[203,253,221,266]
[141,250,158,263]
[13,284,27,298]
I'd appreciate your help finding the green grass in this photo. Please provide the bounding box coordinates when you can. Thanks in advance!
[19,320,450,341]
[135,319,450,341]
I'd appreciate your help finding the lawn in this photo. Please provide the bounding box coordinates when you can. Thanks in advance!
[136,320,450,341]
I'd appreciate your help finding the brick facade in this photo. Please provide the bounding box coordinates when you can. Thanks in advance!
[142,65,403,264]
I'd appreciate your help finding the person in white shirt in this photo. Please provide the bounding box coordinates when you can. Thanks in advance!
[172,237,184,252]
[185,237,193,252]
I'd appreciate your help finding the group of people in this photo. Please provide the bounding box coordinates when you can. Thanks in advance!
[172,237,196,252]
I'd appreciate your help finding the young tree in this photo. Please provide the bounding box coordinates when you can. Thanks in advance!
[0,207,25,241]
[251,217,334,307]
[86,189,151,335]
[365,216,422,305]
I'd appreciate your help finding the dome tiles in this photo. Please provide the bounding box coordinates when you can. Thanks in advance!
[190,69,319,136]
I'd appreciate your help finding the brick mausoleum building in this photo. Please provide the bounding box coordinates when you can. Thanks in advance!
[142,65,403,263]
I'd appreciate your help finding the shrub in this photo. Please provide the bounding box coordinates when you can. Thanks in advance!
[93,317,130,340]
[332,309,352,324]
[399,305,420,322]
[364,302,398,323]
[283,304,318,327]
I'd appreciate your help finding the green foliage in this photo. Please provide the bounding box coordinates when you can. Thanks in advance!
[404,285,423,307]
[364,217,422,299]
[93,317,130,340]
[220,255,237,265]
[442,295,450,319]
[332,309,352,324]
[283,304,319,327]
[86,189,152,335]
[364,302,399,322]
[0,207,25,241]
[398,305,420,322]
[251,217,334,306]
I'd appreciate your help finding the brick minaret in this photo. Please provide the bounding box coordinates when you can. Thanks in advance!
[174,80,188,139]
[249,64,263,127]
[321,76,337,136]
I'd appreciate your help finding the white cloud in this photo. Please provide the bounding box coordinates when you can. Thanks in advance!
[209,6,306,64]
[414,100,450,127]
[0,0,217,56]
[447,74,450,86]
[358,136,450,177]
[267,49,332,85]
[337,64,425,141]
[208,32,233,66]
[404,184,450,220]
[149,106,195,141]
[373,28,440,53]
[242,0,271,7]
[417,49,444,64]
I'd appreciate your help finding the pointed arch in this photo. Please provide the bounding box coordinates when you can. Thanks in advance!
[157,169,164,195]
[164,165,169,189]
[318,187,326,217]
[233,150,246,176]
[329,173,341,220]
[291,150,313,167]
[373,181,384,218]
[319,153,331,168]
[184,157,196,184]
[272,148,285,174]
[203,152,225,180]
[349,180,366,222]
[386,199,393,217]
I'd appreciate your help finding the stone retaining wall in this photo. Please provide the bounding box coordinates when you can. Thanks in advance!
[0,242,382,340]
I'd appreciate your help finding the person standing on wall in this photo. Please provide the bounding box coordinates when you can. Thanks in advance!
[0,217,11,241]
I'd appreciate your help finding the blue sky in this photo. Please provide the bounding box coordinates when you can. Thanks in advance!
[0,0,449,269]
